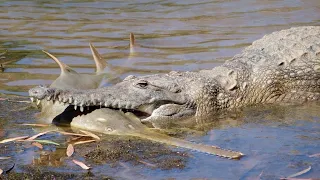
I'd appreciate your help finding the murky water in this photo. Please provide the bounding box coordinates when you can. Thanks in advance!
[0,0,320,179]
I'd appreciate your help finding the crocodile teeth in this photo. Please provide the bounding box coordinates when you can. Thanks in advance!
[104,101,110,107]
[46,95,52,101]
[30,97,34,102]
[74,105,77,110]
[112,100,118,108]
[36,99,41,106]
[69,97,72,103]
[80,106,84,112]
[63,97,68,103]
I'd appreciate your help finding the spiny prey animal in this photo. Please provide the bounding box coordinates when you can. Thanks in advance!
[33,44,107,123]
[71,108,244,159]
[33,34,138,124]
[29,26,320,124]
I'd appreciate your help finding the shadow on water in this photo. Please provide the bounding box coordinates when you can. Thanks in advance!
[0,0,320,179]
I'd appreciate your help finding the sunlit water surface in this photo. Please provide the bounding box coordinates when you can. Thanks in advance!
[0,0,320,179]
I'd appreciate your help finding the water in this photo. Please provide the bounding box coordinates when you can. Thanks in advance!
[0,0,320,179]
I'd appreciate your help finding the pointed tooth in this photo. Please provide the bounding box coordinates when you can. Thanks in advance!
[90,95,96,105]
[46,95,52,101]
[99,102,102,108]
[30,97,34,102]
[80,106,84,112]
[36,99,41,106]
[69,97,72,103]
[112,100,118,108]
[104,101,110,107]
[58,96,62,102]
[63,97,68,103]
[74,105,77,110]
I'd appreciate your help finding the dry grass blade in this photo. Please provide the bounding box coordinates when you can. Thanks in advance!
[288,166,311,178]
[137,160,157,168]
[73,140,96,145]
[309,153,320,158]
[31,142,43,149]
[0,157,11,160]
[20,123,50,127]
[18,139,60,146]
[79,130,100,140]
[56,131,91,137]
[0,168,3,175]
[0,136,29,143]
[281,166,312,180]
[72,159,90,170]
[27,131,51,140]
[7,100,30,103]
[66,144,74,157]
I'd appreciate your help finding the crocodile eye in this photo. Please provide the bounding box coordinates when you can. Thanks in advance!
[135,80,148,88]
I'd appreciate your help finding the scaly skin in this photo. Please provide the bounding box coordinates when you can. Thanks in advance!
[29,26,320,122]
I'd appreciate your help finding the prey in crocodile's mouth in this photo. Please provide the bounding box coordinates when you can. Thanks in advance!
[30,97,156,123]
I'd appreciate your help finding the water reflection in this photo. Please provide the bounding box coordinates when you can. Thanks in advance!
[1,0,319,95]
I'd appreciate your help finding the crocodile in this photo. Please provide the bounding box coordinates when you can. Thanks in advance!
[29,26,320,124]
[29,35,246,159]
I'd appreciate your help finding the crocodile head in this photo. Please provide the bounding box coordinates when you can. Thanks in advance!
[29,71,217,122]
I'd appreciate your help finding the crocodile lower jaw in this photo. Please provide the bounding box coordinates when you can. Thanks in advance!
[31,97,154,121]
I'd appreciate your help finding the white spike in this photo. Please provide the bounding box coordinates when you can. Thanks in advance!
[69,97,72,103]
[36,99,41,106]
[30,97,34,102]
[80,106,84,112]
[104,102,109,107]
[74,105,77,110]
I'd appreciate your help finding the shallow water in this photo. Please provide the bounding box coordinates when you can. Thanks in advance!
[0,0,320,179]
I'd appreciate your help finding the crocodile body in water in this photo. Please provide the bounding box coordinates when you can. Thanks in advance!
[29,26,320,124]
